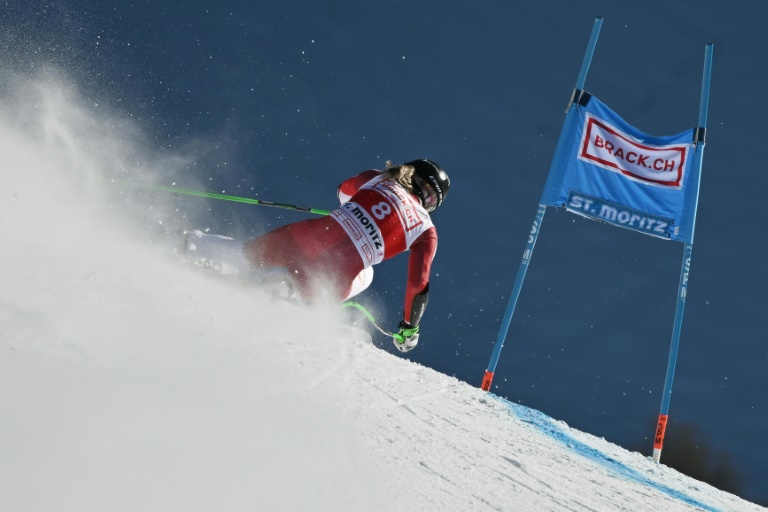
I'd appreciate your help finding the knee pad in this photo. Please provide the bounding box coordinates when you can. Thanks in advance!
[342,267,374,301]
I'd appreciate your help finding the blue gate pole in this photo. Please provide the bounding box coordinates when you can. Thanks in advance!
[653,43,713,462]
[576,17,604,91]
[481,204,545,390]
[482,17,603,392]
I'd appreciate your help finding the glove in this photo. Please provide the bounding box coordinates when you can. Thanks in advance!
[393,321,420,353]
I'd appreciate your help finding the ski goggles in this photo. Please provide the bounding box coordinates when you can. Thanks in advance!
[412,175,439,212]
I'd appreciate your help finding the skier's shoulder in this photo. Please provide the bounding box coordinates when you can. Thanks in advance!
[342,169,381,189]
[338,169,382,201]
[355,169,383,182]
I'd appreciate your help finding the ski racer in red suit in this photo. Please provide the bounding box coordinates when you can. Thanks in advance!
[242,158,450,352]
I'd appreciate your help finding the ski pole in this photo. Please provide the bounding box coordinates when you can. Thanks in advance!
[341,301,403,341]
[127,181,331,216]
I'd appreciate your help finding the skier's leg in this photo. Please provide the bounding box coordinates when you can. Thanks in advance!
[243,225,312,297]
[244,217,367,302]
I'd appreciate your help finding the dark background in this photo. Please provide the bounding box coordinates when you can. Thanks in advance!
[3,0,766,503]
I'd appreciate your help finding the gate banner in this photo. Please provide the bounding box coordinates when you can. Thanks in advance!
[540,95,698,243]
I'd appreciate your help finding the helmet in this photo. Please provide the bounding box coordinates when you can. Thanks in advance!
[406,159,450,213]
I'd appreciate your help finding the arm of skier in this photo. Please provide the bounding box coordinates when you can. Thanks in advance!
[394,227,437,352]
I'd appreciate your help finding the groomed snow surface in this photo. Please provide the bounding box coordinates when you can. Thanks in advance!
[1,78,764,512]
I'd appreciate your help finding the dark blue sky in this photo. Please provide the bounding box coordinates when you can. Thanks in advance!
[4,0,767,503]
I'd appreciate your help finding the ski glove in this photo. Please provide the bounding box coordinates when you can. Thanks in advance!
[393,320,420,353]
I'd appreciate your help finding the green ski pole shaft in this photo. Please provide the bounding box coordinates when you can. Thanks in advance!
[342,301,402,341]
[129,181,331,216]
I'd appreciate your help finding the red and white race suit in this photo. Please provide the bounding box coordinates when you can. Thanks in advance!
[243,170,437,324]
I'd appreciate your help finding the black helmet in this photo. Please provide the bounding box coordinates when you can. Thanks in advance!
[406,159,450,213]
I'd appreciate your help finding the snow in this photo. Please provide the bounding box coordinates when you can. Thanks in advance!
[1,77,764,512]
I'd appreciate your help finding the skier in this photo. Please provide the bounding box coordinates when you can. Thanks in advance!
[183,159,450,353]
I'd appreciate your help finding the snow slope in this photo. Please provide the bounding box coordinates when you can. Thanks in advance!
[1,76,764,512]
